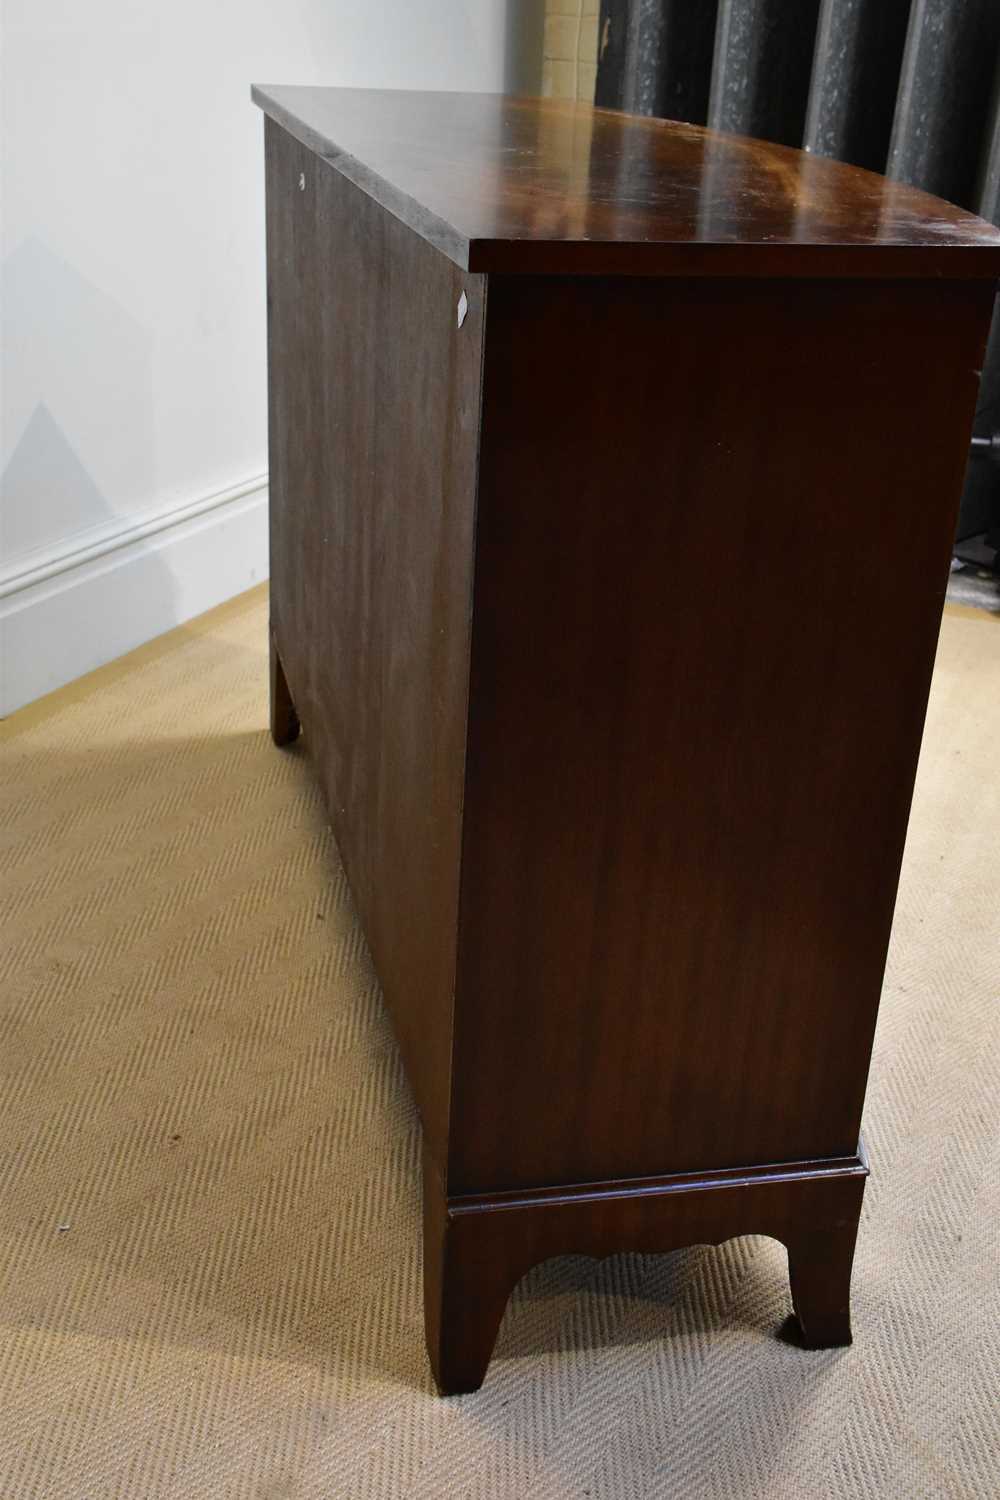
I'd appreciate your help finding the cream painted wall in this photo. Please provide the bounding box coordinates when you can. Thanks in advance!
[1,0,533,712]
[543,0,600,102]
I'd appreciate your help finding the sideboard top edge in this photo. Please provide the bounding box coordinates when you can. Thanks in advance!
[253,85,1000,280]
[254,85,473,271]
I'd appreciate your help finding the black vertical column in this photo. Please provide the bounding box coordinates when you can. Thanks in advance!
[707,0,822,146]
[804,0,912,171]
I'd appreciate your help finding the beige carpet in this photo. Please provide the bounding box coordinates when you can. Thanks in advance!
[1,586,998,1500]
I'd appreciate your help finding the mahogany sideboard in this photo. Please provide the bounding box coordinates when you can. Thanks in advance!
[252,86,1000,1395]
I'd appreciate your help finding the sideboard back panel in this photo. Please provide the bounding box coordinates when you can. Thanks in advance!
[264,119,484,1164]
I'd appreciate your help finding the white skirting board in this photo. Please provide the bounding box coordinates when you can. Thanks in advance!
[0,475,269,717]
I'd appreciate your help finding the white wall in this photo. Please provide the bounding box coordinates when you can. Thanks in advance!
[1,0,529,713]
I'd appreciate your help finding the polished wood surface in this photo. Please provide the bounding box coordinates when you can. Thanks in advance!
[252,86,1000,278]
[424,1145,868,1395]
[450,269,993,1195]
[258,90,998,1394]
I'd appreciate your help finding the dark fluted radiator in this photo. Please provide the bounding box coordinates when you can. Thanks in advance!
[596,0,1000,542]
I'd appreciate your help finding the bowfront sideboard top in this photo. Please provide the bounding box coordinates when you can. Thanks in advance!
[252,84,1000,278]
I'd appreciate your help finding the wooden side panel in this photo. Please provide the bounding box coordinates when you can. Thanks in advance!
[264,119,484,1164]
[450,273,993,1195]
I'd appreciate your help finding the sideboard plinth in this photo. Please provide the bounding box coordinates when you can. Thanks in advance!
[423,1143,869,1395]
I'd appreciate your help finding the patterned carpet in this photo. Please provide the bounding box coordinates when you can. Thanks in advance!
[1,586,997,1499]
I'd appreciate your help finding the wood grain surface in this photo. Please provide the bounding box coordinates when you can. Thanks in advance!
[252,86,1000,279]
[264,119,485,1167]
[448,270,994,1195]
